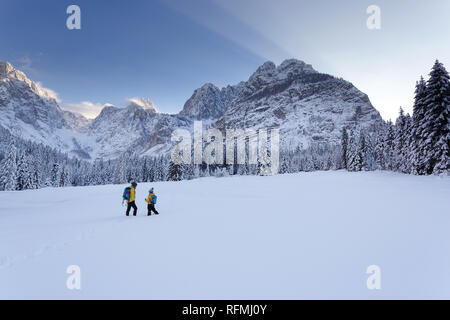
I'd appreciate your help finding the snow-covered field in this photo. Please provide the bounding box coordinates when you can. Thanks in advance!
[0,171,449,299]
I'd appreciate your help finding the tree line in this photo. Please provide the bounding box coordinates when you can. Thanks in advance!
[341,59,449,175]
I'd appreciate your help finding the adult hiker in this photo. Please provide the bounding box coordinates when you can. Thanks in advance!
[145,187,159,216]
[123,182,138,216]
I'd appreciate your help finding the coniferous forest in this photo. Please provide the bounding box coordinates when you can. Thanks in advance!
[0,60,448,191]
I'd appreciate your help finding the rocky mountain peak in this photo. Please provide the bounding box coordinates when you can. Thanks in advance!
[248,61,276,81]
[180,83,226,120]
[277,59,315,74]
[0,61,15,78]
[0,61,31,84]
[249,59,316,83]
[0,61,59,103]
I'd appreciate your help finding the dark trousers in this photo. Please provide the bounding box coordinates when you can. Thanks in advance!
[126,201,137,216]
[147,204,159,216]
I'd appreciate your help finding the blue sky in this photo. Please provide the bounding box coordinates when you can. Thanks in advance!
[1,0,449,120]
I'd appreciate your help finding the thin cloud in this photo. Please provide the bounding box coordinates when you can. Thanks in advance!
[61,101,110,119]
[14,56,60,103]
[16,56,37,75]
[35,81,60,103]
[127,97,158,111]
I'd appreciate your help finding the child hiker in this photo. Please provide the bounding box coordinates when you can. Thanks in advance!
[145,187,159,216]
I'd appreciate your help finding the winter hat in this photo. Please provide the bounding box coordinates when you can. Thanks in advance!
[149,187,154,193]
[131,182,137,187]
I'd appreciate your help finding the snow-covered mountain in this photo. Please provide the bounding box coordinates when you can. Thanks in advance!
[180,83,238,120]
[0,59,383,160]
[85,101,191,159]
[61,110,93,133]
[0,61,89,157]
[214,59,382,149]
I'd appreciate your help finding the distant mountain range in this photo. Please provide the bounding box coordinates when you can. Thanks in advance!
[0,59,383,160]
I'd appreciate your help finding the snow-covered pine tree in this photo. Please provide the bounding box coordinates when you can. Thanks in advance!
[50,163,60,187]
[433,133,450,175]
[183,163,195,180]
[113,154,127,184]
[357,131,367,171]
[141,158,148,182]
[31,160,40,189]
[393,107,408,173]
[411,77,427,175]
[152,156,161,181]
[103,160,113,185]
[0,139,18,191]
[16,152,34,190]
[403,114,414,174]
[168,160,182,181]
[422,60,450,174]
[375,124,386,170]
[341,127,349,170]
[383,121,395,171]
[15,152,25,190]
[346,130,357,171]
[147,158,155,182]
[59,165,69,187]
[279,151,290,174]
[393,108,403,171]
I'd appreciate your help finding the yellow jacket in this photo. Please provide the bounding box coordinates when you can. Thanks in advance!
[128,186,136,203]
[145,193,156,204]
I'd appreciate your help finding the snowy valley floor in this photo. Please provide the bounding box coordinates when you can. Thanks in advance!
[0,171,449,299]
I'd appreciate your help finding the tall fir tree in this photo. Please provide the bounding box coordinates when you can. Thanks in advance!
[422,60,449,174]
[346,130,358,171]
[0,139,18,191]
[16,152,34,190]
[357,131,367,171]
[419,61,449,173]
[384,121,395,171]
[393,107,408,172]
[403,114,414,174]
[50,163,60,187]
[411,77,427,174]
[375,123,387,170]
[168,161,182,181]
[341,127,349,169]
